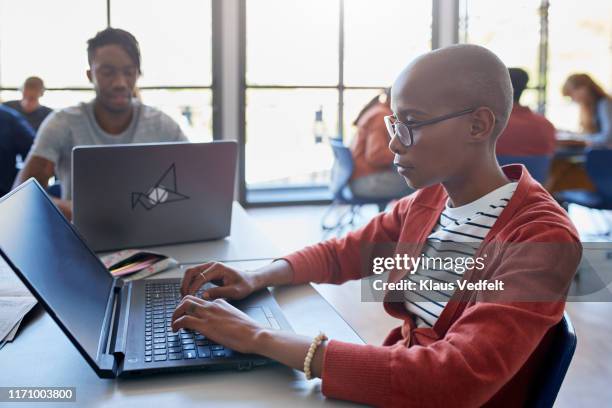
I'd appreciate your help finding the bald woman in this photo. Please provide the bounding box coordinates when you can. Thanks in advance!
[171,45,581,407]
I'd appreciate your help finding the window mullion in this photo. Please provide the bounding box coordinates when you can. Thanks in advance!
[338,0,345,140]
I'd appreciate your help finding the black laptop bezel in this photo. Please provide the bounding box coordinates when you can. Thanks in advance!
[0,179,120,378]
[1,179,295,379]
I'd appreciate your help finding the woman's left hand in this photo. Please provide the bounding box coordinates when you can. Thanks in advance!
[171,295,264,354]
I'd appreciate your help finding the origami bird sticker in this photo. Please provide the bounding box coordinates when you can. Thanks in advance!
[131,164,190,210]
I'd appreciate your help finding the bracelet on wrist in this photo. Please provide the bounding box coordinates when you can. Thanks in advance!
[304,332,328,380]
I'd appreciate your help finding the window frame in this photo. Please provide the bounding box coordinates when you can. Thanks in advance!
[240,0,436,205]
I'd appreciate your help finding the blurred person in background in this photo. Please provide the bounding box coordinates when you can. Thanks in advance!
[15,27,187,220]
[546,73,611,193]
[0,105,35,197]
[496,68,556,157]
[349,89,413,199]
[562,73,612,148]
[3,76,53,132]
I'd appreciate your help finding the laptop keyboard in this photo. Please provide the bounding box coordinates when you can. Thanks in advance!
[144,282,229,363]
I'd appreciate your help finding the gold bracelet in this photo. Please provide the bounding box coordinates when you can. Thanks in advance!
[304,332,328,380]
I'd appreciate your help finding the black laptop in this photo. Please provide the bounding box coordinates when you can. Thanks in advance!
[0,179,292,378]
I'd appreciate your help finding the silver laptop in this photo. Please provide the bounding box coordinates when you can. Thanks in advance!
[73,141,237,252]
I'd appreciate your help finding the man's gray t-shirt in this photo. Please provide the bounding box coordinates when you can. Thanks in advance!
[29,100,188,200]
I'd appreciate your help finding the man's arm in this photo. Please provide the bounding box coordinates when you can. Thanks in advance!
[10,112,35,158]
[13,111,73,219]
[15,156,72,220]
[15,155,54,190]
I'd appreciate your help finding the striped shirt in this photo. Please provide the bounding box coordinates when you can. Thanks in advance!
[404,182,517,327]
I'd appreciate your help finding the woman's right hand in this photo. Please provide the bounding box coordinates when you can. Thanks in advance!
[180,262,259,301]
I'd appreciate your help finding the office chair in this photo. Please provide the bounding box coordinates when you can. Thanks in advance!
[48,182,62,199]
[497,155,552,184]
[528,312,577,408]
[321,139,394,233]
[555,149,612,235]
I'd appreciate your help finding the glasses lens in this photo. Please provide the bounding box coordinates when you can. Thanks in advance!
[395,122,412,146]
[384,116,396,139]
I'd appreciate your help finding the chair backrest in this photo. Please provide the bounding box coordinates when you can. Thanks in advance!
[329,139,354,198]
[529,312,577,408]
[585,148,612,200]
[497,155,551,184]
[48,183,62,199]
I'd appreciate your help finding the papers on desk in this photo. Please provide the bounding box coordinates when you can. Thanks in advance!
[0,258,37,347]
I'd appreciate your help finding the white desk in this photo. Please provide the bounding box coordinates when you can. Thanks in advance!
[0,204,365,407]
[140,202,282,265]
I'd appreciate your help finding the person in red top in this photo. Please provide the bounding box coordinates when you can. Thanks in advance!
[171,45,581,407]
[349,89,412,198]
[496,68,556,156]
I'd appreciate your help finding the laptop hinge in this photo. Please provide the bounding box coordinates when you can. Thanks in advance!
[98,279,131,376]
[110,282,132,358]
[96,279,123,377]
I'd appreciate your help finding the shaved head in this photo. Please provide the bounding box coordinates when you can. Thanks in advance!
[388,44,513,195]
[392,44,513,140]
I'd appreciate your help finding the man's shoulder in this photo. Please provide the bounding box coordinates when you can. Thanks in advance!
[138,103,174,123]
[46,103,87,121]
[531,111,555,130]
[3,100,21,110]
[38,105,53,114]
[136,103,184,140]
[37,103,89,136]
[507,107,555,138]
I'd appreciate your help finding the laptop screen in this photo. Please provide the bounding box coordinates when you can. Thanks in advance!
[0,180,113,365]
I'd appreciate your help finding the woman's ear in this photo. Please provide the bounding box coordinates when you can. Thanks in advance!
[469,107,496,143]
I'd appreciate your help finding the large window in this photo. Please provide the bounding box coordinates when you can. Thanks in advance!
[459,0,543,110]
[460,0,612,132]
[245,0,432,201]
[0,0,214,142]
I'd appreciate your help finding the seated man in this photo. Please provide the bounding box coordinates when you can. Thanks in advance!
[496,68,556,157]
[3,76,53,132]
[0,105,35,197]
[15,28,187,219]
[171,45,581,407]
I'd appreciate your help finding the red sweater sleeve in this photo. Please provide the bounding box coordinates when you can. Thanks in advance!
[320,227,581,407]
[283,195,413,285]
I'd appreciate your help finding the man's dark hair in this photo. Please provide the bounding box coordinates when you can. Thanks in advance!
[508,68,529,104]
[87,27,141,72]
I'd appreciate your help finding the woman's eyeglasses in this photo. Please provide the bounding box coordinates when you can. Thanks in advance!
[384,108,476,147]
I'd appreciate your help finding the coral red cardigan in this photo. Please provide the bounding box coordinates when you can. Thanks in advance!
[284,165,581,407]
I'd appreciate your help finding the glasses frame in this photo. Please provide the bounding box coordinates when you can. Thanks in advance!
[384,107,476,147]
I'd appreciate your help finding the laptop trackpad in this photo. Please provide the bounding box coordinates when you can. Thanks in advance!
[245,307,271,328]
